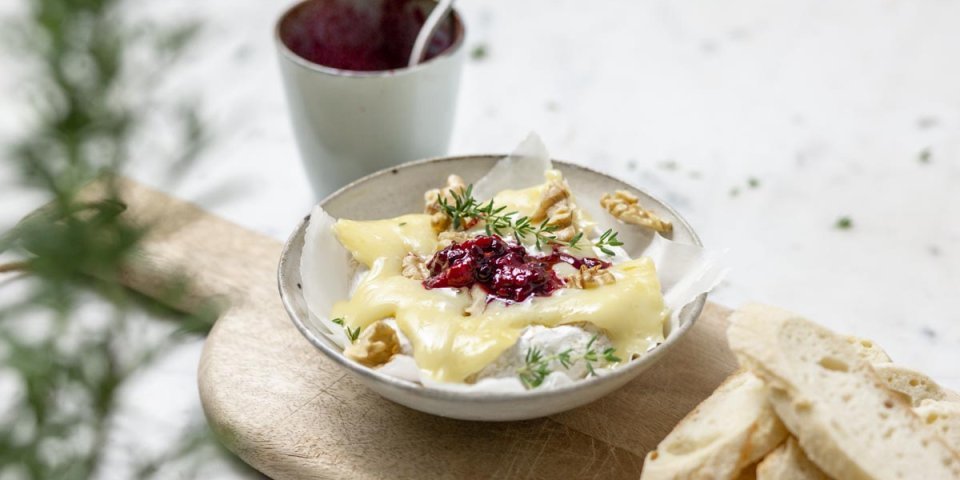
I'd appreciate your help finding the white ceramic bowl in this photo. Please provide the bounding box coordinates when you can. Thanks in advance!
[278,155,706,421]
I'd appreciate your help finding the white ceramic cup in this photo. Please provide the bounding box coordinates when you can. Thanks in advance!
[276,0,466,199]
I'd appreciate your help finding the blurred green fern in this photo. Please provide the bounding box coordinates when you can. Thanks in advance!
[0,0,231,478]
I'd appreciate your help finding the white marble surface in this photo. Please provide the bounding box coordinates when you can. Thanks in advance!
[1,0,959,477]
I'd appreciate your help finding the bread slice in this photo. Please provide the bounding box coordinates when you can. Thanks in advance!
[736,463,758,480]
[756,437,829,480]
[641,370,788,480]
[915,399,960,452]
[875,363,960,407]
[727,304,960,480]
[844,336,891,364]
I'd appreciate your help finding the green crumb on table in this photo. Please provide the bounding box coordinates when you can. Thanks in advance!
[748,177,760,188]
[729,187,741,197]
[470,44,488,60]
[835,216,853,230]
[919,148,932,164]
[398,222,407,226]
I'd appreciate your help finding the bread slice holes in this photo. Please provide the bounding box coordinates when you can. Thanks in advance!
[908,378,920,387]
[818,356,849,372]
[926,413,940,424]
[860,339,873,348]
[884,399,894,409]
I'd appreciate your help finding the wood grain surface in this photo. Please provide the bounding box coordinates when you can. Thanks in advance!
[103,178,738,479]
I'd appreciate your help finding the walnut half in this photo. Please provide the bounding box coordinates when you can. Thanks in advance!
[437,230,470,249]
[600,190,673,234]
[463,285,487,317]
[344,320,401,367]
[401,253,430,281]
[424,174,467,233]
[531,180,578,242]
[564,264,616,289]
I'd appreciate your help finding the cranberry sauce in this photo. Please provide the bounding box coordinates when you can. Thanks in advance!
[423,235,611,303]
[279,0,460,71]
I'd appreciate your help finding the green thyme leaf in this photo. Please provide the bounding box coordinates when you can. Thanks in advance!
[518,340,621,389]
[557,349,573,368]
[583,350,598,362]
[526,347,542,365]
[435,184,624,253]
[602,347,621,363]
[593,229,623,256]
[332,317,360,343]
[346,326,361,343]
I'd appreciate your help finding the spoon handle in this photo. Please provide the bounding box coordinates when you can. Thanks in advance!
[407,0,455,67]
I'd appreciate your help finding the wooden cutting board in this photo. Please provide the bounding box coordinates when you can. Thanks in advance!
[103,178,738,479]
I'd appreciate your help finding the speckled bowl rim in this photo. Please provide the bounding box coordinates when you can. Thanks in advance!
[278,155,706,402]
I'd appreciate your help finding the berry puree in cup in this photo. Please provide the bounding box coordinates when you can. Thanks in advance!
[279,0,459,71]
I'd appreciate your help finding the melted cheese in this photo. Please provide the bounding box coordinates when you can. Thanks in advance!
[490,185,544,218]
[333,214,437,268]
[331,214,667,383]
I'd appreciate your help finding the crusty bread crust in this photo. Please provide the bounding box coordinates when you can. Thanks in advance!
[728,304,960,480]
[756,437,828,480]
[641,370,787,480]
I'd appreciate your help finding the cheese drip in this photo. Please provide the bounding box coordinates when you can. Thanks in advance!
[333,214,437,268]
[331,214,668,383]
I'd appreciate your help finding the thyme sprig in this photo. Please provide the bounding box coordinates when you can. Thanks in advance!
[517,335,622,388]
[436,185,624,254]
[594,229,625,255]
[332,317,360,343]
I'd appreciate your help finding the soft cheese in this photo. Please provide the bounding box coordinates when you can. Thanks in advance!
[331,214,667,383]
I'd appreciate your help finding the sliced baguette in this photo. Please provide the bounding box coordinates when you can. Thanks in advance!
[641,370,788,480]
[875,363,960,407]
[756,437,829,480]
[727,304,960,480]
[736,463,758,480]
[844,336,892,364]
[915,399,960,452]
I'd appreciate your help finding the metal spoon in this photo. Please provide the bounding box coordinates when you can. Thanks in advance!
[407,0,455,67]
